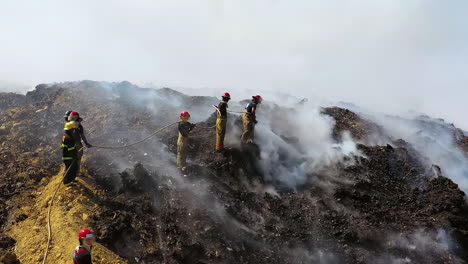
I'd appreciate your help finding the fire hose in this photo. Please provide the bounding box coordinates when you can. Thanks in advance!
[43,109,250,261]
[227,110,245,114]
[42,146,84,264]
[91,121,178,149]
[212,104,245,114]
[42,121,178,263]
[42,113,244,262]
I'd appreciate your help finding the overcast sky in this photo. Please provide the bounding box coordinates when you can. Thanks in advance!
[0,0,467,129]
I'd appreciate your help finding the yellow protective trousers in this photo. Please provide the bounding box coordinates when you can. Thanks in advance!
[177,133,188,169]
[241,112,255,143]
[216,117,227,150]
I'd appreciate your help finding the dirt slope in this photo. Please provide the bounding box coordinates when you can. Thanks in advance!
[6,164,127,264]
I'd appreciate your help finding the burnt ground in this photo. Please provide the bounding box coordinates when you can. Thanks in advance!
[321,107,389,142]
[1,81,468,264]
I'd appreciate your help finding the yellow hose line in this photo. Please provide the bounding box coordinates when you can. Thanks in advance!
[227,109,244,114]
[42,146,84,264]
[92,121,178,150]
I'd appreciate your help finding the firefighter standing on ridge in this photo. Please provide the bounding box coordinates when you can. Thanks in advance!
[241,95,262,143]
[215,92,231,151]
[62,121,79,185]
[177,111,196,171]
[73,228,95,264]
[65,111,93,175]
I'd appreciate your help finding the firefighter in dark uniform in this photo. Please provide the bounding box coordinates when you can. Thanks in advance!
[65,111,92,176]
[177,111,196,171]
[62,121,79,185]
[73,228,95,264]
[215,92,231,151]
[241,95,262,143]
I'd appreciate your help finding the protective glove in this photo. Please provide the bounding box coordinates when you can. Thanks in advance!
[253,120,258,124]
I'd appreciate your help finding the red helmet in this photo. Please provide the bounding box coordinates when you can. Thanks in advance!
[222,92,231,99]
[78,228,94,239]
[68,111,81,121]
[253,95,262,103]
[180,111,190,118]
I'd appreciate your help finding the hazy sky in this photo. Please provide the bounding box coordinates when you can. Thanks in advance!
[1,0,467,129]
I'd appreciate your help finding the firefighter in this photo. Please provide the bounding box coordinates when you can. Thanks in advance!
[73,228,95,264]
[67,111,92,175]
[177,111,196,171]
[215,92,231,151]
[241,95,262,143]
[62,121,79,185]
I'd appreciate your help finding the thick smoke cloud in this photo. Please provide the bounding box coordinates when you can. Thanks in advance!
[252,100,364,189]
[0,0,467,130]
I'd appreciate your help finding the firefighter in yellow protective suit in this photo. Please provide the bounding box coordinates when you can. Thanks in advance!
[241,95,262,143]
[215,92,231,151]
[177,111,196,171]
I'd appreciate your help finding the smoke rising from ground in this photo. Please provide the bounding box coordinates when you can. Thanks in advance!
[252,100,364,189]
[350,108,468,194]
[0,0,467,130]
[370,229,460,264]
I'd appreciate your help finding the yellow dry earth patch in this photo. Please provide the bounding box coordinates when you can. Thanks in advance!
[7,168,128,264]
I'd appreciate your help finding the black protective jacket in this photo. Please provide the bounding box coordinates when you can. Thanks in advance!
[61,131,77,161]
[178,122,196,137]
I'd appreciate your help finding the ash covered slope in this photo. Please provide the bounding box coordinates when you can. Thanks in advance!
[1,81,468,264]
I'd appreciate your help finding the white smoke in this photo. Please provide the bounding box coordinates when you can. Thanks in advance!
[254,99,364,189]
[351,109,468,194]
[1,0,467,130]
[370,229,461,264]
[0,80,31,94]
[289,247,340,264]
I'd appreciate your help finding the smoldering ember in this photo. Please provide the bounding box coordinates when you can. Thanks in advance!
[0,81,467,264]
